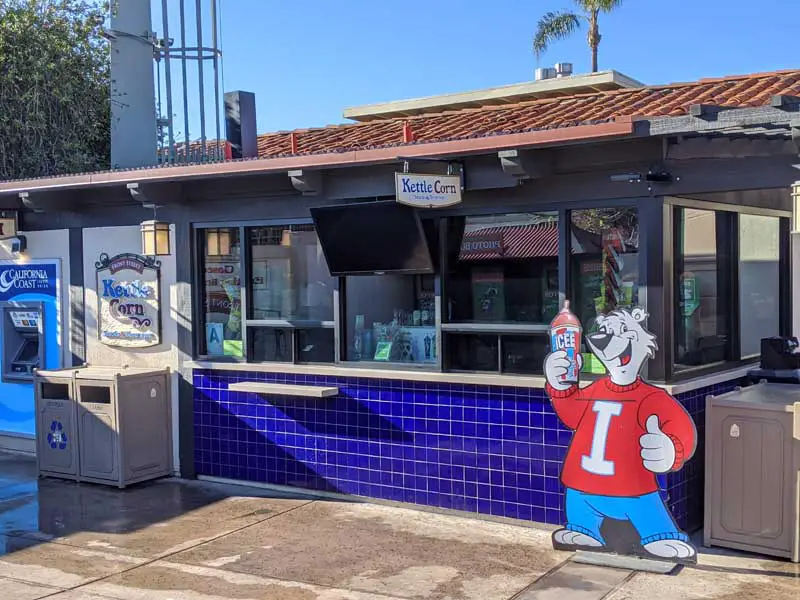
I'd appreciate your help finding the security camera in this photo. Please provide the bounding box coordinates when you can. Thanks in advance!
[645,169,673,183]
[10,235,26,254]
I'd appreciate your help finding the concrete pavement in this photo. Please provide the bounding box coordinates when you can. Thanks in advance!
[0,452,796,599]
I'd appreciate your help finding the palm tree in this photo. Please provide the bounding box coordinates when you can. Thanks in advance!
[533,0,622,73]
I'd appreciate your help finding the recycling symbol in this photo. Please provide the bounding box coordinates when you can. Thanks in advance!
[47,420,68,450]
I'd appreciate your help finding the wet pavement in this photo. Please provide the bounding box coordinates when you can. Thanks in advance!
[0,452,796,599]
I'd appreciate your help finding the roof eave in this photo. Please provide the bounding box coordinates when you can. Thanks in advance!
[0,119,637,196]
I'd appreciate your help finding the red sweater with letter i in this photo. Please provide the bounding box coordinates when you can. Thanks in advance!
[545,377,697,497]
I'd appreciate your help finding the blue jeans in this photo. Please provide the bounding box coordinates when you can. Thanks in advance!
[565,488,688,546]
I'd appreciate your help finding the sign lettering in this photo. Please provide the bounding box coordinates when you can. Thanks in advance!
[0,264,57,300]
[96,253,161,348]
[395,172,462,208]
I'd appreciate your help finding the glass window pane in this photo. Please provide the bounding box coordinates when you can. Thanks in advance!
[249,225,335,321]
[250,328,293,362]
[346,274,436,364]
[446,212,559,324]
[570,208,640,331]
[201,228,242,357]
[739,215,780,358]
[446,334,498,372]
[502,335,549,375]
[675,208,729,370]
[297,328,335,363]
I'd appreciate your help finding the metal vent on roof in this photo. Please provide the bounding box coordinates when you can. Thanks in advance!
[535,67,557,81]
[535,63,573,81]
[555,62,573,78]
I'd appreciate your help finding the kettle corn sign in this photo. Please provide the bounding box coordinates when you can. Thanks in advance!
[96,253,162,348]
[395,173,462,208]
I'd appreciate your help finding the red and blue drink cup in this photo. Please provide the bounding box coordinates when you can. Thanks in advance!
[549,300,582,385]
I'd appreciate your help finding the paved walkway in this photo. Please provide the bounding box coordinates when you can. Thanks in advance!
[0,453,797,599]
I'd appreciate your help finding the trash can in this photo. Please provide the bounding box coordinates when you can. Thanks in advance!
[34,368,79,480]
[33,365,173,488]
[704,382,800,561]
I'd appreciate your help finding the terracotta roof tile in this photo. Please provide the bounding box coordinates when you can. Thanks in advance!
[251,70,800,160]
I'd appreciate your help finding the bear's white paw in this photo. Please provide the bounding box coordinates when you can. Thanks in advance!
[643,539,696,559]
[553,528,603,547]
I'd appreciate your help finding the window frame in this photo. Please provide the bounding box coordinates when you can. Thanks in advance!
[244,222,337,365]
[438,199,641,375]
[193,224,246,362]
[664,198,791,382]
[737,213,784,360]
[336,225,443,370]
[194,219,337,364]
[190,196,770,381]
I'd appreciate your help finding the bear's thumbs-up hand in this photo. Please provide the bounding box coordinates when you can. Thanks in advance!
[640,415,676,474]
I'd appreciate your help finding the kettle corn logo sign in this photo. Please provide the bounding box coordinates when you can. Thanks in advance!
[96,253,162,348]
[395,173,462,208]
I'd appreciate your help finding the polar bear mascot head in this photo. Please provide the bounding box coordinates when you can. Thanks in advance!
[586,307,656,386]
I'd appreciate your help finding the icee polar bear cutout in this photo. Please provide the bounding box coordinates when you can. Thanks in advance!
[544,306,698,562]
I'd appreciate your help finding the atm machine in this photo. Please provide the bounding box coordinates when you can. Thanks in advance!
[1,302,44,382]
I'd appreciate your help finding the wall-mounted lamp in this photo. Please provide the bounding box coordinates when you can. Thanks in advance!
[205,228,232,256]
[128,183,171,256]
[140,217,171,256]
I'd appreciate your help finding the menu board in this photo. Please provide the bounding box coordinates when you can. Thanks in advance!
[9,311,39,329]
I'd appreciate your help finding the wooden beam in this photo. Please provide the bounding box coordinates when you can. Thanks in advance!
[689,104,720,119]
[498,149,553,179]
[770,95,800,109]
[666,136,797,160]
[288,169,324,196]
[649,105,798,136]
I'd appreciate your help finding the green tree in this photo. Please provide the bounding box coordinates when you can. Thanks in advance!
[0,0,110,180]
[533,0,622,73]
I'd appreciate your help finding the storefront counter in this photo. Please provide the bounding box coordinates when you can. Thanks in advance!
[190,361,747,531]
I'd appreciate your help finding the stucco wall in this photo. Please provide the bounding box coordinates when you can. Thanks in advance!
[82,225,180,472]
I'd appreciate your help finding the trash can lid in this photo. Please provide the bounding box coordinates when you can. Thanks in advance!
[711,382,800,412]
[73,365,169,380]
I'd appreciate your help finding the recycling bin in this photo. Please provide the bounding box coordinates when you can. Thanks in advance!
[34,368,79,480]
[704,382,800,561]
[34,365,173,488]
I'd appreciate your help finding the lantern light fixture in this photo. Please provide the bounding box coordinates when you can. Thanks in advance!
[205,228,232,256]
[140,219,171,256]
[129,183,171,257]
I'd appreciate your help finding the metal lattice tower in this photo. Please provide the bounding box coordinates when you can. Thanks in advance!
[109,0,224,169]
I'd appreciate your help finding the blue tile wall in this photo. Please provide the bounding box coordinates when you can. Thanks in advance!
[663,379,741,532]
[193,370,741,531]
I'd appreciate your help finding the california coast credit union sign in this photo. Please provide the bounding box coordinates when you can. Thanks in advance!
[395,172,462,208]
[0,265,58,299]
[95,253,161,348]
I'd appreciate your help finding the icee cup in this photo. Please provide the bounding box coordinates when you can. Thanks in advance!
[548,300,582,385]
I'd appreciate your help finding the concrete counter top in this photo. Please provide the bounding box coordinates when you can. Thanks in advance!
[188,361,753,396]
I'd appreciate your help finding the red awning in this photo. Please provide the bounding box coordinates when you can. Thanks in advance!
[459,223,559,260]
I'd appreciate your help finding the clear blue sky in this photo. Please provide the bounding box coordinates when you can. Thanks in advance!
[152,0,799,139]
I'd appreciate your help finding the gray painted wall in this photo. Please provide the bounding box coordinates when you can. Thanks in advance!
[82,225,181,474]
